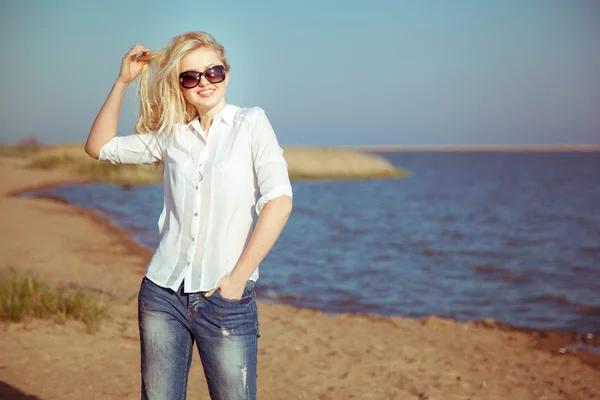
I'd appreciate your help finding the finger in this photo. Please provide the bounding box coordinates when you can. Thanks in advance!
[137,52,152,62]
[132,45,149,53]
[128,47,148,56]
[123,51,149,62]
[205,289,216,298]
[124,46,149,59]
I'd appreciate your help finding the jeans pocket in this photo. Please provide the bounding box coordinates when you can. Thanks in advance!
[209,280,255,306]
[202,281,257,335]
[215,289,253,305]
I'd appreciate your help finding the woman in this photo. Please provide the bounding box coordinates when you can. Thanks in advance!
[85,31,293,400]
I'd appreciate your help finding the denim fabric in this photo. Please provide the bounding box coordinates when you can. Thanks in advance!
[138,276,259,400]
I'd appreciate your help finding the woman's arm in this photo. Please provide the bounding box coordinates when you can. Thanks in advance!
[219,196,292,296]
[85,44,149,159]
[84,80,128,159]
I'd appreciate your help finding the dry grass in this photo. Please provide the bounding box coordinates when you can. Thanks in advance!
[28,144,161,187]
[26,143,408,185]
[0,137,42,158]
[0,269,110,333]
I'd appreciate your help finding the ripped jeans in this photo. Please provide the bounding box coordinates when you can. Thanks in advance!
[138,276,259,400]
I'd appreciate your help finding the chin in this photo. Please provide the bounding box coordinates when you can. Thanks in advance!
[194,96,225,110]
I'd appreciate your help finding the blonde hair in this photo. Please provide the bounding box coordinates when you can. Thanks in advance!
[135,31,230,134]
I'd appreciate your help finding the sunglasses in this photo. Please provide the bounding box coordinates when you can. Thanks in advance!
[179,65,226,89]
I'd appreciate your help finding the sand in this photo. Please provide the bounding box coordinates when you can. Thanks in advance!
[0,156,598,400]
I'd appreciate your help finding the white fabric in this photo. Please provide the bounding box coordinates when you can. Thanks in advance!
[99,105,293,292]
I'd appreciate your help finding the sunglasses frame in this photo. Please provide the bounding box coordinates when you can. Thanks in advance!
[179,65,227,89]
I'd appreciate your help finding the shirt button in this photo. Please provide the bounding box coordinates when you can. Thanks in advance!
[191,236,195,242]
[186,262,190,266]
[194,213,198,217]
[195,186,198,190]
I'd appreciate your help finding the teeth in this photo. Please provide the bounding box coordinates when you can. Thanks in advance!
[199,90,214,96]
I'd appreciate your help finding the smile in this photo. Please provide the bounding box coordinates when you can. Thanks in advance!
[198,89,215,98]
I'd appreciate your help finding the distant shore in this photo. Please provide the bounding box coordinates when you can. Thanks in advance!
[343,144,600,152]
[7,143,409,186]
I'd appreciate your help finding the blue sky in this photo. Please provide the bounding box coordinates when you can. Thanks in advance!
[1,0,599,146]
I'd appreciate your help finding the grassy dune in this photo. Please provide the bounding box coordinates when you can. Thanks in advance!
[13,143,407,186]
[282,147,408,180]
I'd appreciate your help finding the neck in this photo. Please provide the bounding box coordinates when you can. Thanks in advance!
[196,100,227,133]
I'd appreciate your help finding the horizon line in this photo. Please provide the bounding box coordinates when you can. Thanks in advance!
[7,142,600,152]
[320,144,600,152]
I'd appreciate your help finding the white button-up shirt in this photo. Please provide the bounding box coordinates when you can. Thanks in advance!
[99,105,293,292]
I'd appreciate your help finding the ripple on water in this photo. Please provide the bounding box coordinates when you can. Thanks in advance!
[293,206,317,216]
[571,265,592,273]
[578,246,600,256]
[533,294,571,306]
[576,305,600,317]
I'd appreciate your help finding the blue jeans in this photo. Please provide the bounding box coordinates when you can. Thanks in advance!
[138,276,259,400]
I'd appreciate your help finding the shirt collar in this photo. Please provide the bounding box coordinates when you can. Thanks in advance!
[188,104,237,136]
[216,104,238,125]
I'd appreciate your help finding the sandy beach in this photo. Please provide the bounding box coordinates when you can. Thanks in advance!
[0,155,599,400]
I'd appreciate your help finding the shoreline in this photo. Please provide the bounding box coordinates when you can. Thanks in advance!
[13,186,153,268]
[11,177,600,371]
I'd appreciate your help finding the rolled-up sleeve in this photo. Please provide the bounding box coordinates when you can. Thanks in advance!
[98,132,165,165]
[250,108,293,215]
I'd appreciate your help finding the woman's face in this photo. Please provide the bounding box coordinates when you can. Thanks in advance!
[179,47,229,113]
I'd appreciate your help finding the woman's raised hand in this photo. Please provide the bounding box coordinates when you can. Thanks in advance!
[117,44,150,85]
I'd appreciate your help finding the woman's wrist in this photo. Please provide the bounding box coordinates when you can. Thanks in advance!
[114,78,129,90]
[230,268,251,286]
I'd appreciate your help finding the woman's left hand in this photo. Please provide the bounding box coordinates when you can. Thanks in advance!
[206,274,246,300]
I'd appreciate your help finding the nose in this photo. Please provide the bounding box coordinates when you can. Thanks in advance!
[199,74,211,86]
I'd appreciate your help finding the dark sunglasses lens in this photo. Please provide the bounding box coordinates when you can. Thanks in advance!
[180,72,200,88]
[205,67,226,83]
